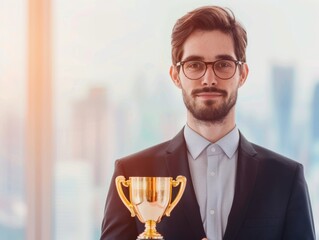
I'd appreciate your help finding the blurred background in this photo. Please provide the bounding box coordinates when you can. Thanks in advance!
[0,0,318,239]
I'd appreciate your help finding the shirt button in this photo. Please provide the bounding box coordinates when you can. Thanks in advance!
[210,171,215,176]
[210,209,215,215]
[211,147,216,152]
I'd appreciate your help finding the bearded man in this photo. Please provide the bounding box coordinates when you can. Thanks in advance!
[100,6,316,240]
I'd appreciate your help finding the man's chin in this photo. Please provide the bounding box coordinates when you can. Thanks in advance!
[203,99,219,106]
[191,104,231,123]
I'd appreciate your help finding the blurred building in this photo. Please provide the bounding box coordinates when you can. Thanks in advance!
[54,86,117,239]
[71,87,110,187]
[271,65,295,156]
[310,82,319,167]
[311,83,319,142]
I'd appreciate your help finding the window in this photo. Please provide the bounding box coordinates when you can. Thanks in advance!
[1,1,318,240]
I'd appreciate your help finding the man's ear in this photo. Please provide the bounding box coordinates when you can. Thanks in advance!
[239,63,249,87]
[169,65,182,89]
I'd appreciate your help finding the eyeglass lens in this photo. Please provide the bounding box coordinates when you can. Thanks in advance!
[182,60,237,80]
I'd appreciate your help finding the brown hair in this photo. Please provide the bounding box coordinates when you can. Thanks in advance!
[171,6,247,65]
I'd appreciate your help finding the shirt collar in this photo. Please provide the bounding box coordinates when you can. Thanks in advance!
[184,124,240,160]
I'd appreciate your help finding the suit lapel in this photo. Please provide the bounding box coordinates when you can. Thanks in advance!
[223,133,258,240]
[165,129,206,239]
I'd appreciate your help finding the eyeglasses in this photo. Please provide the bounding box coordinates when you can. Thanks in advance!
[176,59,244,80]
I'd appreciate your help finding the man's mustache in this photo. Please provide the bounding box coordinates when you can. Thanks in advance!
[192,87,227,96]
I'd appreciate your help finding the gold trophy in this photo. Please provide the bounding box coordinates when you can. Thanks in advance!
[115,175,186,240]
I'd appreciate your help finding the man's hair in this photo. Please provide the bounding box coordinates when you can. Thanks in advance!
[171,6,247,65]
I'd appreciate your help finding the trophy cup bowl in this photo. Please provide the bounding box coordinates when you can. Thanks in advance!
[115,175,186,240]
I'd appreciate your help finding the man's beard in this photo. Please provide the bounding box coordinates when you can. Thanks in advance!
[182,86,237,124]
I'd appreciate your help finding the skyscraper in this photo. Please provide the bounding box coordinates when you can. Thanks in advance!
[271,64,295,156]
[310,82,319,167]
[71,87,111,187]
[56,86,116,239]
[311,82,319,142]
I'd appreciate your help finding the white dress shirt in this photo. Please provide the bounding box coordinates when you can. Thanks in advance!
[184,124,239,240]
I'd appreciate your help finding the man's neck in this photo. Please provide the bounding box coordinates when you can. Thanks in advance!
[186,111,236,143]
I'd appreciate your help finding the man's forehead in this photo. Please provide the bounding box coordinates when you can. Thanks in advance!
[181,31,236,61]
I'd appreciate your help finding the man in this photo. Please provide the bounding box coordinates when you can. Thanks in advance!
[100,6,316,240]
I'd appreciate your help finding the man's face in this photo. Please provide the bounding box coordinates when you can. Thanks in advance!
[170,30,248,124]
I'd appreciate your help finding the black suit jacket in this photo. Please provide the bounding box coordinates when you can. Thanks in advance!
[100,129,316,240]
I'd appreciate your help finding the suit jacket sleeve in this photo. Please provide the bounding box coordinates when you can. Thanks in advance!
[100,160,138,240]
[283,164,316,240]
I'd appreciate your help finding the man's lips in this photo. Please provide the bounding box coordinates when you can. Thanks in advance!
[196,92,223,97]
[195,93,223,100]
[192,87,227,98]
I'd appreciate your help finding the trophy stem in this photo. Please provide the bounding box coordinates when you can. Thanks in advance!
[137,220,164,240]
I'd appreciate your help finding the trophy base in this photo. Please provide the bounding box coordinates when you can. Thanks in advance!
[137,235,164,240]
[137,220,164,240]
[137,238,164,240]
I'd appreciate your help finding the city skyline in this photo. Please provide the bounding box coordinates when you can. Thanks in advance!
[1,0,319,239]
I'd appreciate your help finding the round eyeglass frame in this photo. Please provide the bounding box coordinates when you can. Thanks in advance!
[176,59,244,80]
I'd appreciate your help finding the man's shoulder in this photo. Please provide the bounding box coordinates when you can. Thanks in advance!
[118,140,172,163]
[250,142,302,170]
[239,132,302,170]
[117,128,185,164]
[113,140,175,176]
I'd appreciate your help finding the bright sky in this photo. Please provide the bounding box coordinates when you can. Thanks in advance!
[1,0,319,130]
[49,0,319,125]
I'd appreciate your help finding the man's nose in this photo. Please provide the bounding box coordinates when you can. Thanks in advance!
[201,65,218,86]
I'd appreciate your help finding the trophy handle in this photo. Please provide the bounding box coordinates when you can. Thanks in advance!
[115,176,136,217]
[165,175,186,216]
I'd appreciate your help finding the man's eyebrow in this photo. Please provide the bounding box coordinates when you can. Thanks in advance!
[215,54,236,61]
[181,55,204,62]
[181,54,237,62]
